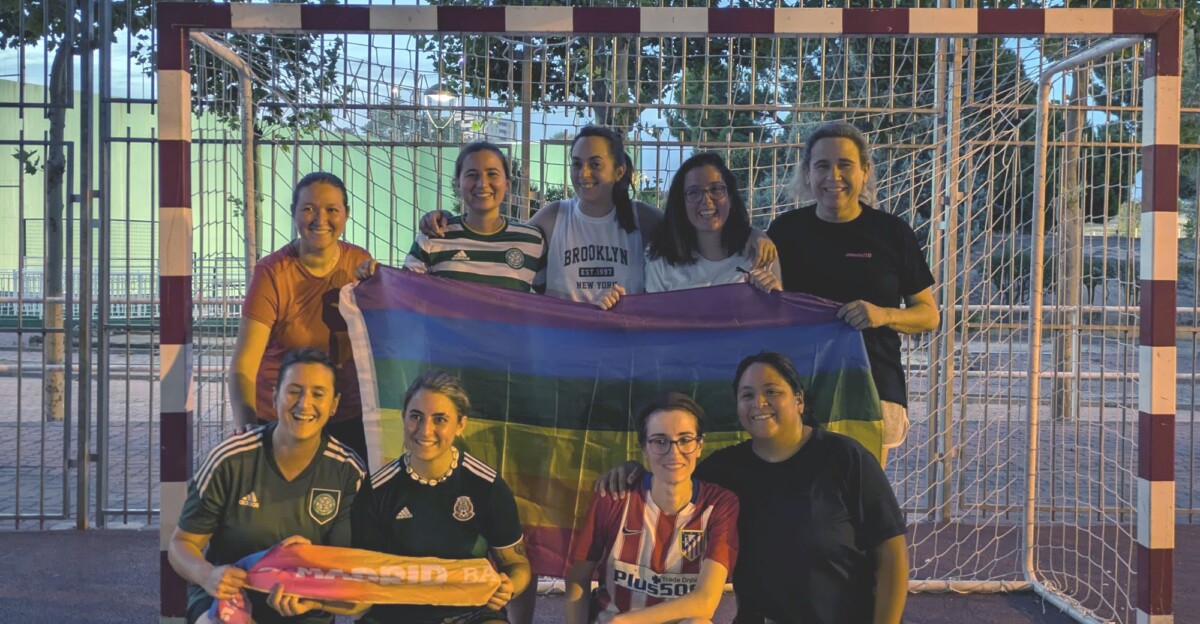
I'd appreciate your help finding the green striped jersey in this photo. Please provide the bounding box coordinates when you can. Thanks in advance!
[404,216,546,292]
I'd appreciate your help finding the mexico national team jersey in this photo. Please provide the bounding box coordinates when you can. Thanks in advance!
[570,474,739,616]
[353,449,524,624]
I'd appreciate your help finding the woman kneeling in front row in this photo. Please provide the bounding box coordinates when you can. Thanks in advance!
[352,369,531,624]
[565,393,739,624]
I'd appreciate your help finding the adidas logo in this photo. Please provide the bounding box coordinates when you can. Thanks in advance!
[395,507,413,520]
[451,250,471,262]
[238,491,260,509]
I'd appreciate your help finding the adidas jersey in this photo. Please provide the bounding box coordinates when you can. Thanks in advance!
[177,423,366,623]
[570,474,739,615]
[353,450,524,624]
[404,215,546,292]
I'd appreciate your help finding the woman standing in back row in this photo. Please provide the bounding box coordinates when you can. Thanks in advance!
[768,122,939,465]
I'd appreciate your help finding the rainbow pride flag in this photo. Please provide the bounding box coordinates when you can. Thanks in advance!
[342,268,881,576]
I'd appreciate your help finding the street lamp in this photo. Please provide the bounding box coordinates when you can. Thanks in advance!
[423,82,459,131]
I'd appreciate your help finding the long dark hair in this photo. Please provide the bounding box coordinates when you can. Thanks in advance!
[732,351,816,427]
[648,152,751,265]
[572,125,637,233]
[291,171,349,216]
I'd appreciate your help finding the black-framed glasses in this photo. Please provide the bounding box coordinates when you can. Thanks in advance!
[646,436,702,455]
[684,184,728,204]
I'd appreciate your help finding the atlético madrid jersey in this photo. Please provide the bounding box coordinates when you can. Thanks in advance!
[570,474,739,615]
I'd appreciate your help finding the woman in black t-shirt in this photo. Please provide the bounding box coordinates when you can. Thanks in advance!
[596,351,909,624]
[767,122,939,465]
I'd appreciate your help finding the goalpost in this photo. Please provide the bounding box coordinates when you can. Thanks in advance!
[155,4,1181,623]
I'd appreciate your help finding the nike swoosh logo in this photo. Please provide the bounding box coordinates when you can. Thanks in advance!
[621,527,640,536]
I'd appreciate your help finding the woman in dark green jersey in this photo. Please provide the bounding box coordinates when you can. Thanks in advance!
[168,348,369,624]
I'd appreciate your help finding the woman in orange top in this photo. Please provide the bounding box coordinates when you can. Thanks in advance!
[228,172,373,459]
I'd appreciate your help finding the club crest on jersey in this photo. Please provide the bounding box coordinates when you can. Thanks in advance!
[308,488,341,525]
[504,248,525,270]
[679,530,704,561]
[453,496,475,521]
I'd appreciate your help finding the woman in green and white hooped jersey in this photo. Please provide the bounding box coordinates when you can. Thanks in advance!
[168,348,370,624]
[357,141,547,294]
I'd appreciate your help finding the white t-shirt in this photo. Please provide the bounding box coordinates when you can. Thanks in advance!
[644,253,782,293]
[545,198,645,304]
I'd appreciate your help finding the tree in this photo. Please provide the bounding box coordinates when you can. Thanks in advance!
[1,0,154,421]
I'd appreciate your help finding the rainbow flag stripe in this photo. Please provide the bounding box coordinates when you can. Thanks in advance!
[342,268,881,576]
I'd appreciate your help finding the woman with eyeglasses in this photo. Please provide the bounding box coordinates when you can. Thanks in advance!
[596,352,908,624]
[644,152,781,294]
[565,392,738,624]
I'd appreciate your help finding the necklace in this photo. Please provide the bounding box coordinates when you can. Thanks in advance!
[404,446,459,486]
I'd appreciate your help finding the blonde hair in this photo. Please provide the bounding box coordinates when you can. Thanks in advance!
[785,122,878,207]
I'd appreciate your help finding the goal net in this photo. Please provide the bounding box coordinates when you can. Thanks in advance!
[174,8,1172,623]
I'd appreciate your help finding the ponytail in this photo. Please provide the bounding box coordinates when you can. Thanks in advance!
[573,125,639,233]
[613,152,636,233]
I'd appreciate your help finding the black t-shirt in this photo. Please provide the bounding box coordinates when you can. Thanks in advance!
[767,204,934,406]
[694,429,906,624]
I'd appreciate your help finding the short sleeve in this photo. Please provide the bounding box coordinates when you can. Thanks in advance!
[242,261,280,327]
[484,477,525,551]
[702,486,739,573]
[850,445,906,550]
[569,494,615,564]
[898,222,935,298]
[644,257,668,293]
[177,454,230,536]
[403,235,431,273]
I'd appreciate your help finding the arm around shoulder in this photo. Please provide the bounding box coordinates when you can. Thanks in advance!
[529,201,562,245]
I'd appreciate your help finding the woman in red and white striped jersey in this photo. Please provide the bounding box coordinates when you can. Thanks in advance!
[564,393,739,624]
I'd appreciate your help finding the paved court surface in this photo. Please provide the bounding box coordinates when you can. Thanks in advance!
[2,527,1196,623]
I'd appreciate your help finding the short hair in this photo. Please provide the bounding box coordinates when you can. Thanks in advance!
[785,121,877,206]
[732,351,816,426]
[633,392,707,446]
[402,369,472,421]
[648,152,752,266]
[291,171,350,215]
[277,348,340,397]
[572,125,637,234]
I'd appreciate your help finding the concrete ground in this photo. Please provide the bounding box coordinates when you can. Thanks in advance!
[3,527,1196,623]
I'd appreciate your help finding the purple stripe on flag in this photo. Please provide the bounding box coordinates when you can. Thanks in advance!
[349,266,842,331]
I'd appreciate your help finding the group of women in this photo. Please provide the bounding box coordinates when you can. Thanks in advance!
[172,120,939,624]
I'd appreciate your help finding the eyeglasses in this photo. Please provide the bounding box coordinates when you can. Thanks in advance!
[645,436,702,455]
[684,184,728,204]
